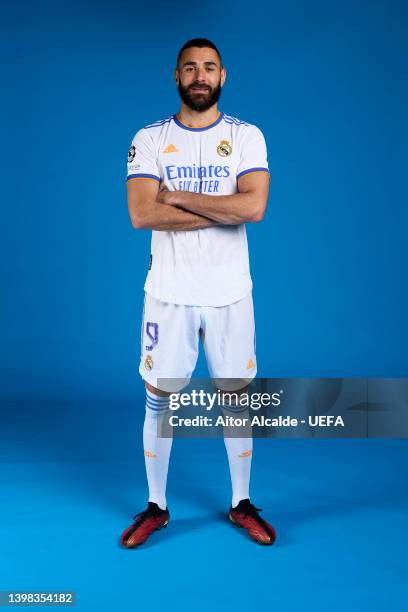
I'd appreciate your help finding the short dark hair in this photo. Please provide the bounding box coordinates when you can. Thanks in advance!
[176,38,223,68]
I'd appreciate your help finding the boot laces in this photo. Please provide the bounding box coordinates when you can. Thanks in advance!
[236,499,262,518]
[133,504,164,524]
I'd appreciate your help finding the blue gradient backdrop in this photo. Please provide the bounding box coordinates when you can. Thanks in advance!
[1,1,407,611]
[2,0,407,401]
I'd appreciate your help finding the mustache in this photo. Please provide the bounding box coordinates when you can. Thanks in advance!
[188,83,211,91]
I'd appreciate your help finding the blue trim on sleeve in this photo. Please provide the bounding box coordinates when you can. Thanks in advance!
[144,117,172,129]
[237,167,269,179]
[127,173,160,181]
[223,114,249,125]
[173,112,224,132]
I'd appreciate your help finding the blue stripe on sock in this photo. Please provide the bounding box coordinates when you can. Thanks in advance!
[146,398,170,407]
[146,391,170,402]
[146,398,170,412]
[146,403,168,413]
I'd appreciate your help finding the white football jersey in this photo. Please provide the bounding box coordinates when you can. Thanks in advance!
[126,112,269,306]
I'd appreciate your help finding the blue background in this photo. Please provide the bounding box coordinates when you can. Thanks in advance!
[1,1,407,610]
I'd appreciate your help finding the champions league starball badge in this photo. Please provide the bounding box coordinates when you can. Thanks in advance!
[128,145,136,163]
[217,140,232,157]
[144,355,154,371]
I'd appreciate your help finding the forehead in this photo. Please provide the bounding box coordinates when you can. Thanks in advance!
[178,46,220,66]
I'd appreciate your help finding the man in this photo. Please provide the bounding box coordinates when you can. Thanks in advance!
[120,38,276,547]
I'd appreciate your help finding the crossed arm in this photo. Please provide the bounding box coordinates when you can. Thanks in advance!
[127,171,270,231]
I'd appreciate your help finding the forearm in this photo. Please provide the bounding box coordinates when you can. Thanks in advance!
[167,191,259,225]
[133,200,219,231]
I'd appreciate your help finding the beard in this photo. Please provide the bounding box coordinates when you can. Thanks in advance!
[177,80,222,112]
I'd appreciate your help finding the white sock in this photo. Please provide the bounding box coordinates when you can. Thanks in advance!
[222,402,253,508]
[143,389,173,511]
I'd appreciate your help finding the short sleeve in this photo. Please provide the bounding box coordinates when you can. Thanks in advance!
[126,129,160,182]
[236,125,269,180]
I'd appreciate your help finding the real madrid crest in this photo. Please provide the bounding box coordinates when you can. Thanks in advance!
[217,139,232,157]
[128,145,136,163]
[144,355,154,371]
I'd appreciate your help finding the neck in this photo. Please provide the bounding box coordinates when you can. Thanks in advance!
[177,103,220,128]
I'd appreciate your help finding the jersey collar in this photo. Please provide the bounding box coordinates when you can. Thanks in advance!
[173,112,224,132]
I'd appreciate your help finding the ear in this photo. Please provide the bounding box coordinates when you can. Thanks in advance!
[174,68,180,86]
[221,67,227,88]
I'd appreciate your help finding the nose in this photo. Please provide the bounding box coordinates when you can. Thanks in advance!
[196,66,206,82]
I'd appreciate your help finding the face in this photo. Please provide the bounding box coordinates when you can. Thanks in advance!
[175,47,226,112]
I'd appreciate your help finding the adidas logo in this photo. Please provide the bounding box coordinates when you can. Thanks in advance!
[163,144,178,153]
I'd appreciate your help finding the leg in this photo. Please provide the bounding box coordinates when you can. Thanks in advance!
[202,294,276,544]
[140,294,200,505]
[143,382,172,510]
[120,379,172,548]
[121,295,200,548]
[219,386,253,508]
[202,293,256,507]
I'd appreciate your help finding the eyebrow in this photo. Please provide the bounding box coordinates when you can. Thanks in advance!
[182,61,218,67]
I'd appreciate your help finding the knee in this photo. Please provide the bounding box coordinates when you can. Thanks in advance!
[212,377,253,394]
[145,381,171,397]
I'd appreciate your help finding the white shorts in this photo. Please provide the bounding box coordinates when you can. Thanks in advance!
[138,291,257,392]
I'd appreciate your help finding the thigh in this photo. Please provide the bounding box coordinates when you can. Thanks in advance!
[139,293,201,392]
[202,292,257,388]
